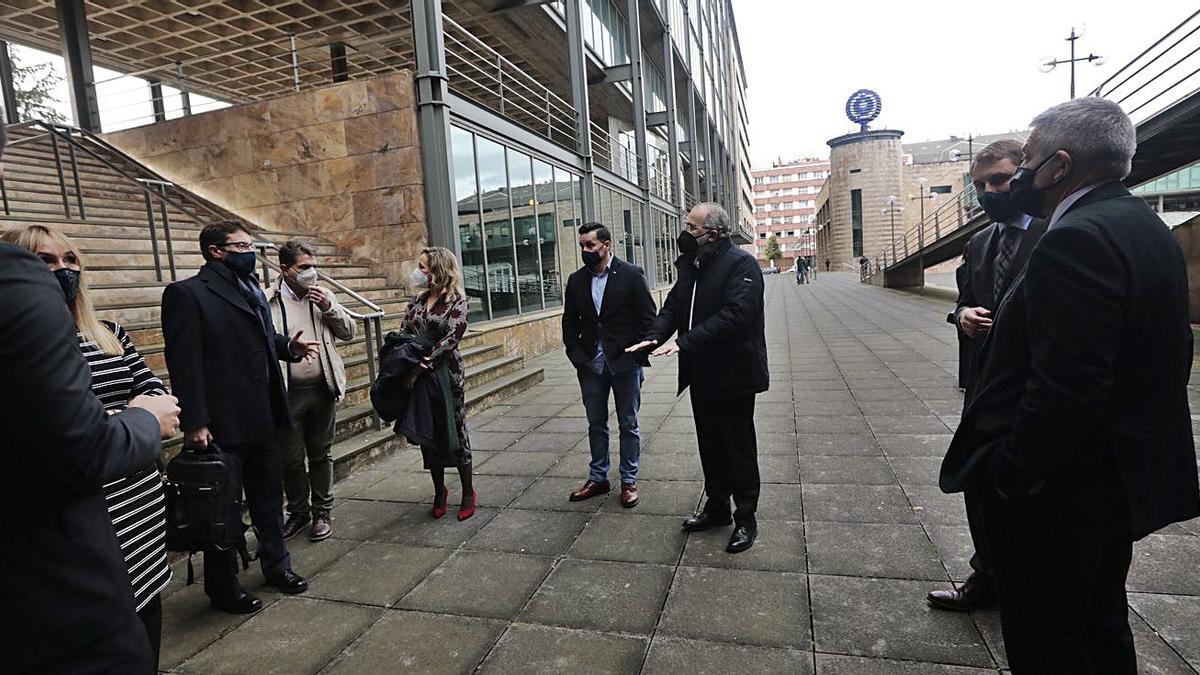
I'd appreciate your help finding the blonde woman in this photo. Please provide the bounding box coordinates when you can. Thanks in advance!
[401,246,475,520]
[1,225,172,667]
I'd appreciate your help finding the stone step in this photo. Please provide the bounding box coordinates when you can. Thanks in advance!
[464,365,545,417]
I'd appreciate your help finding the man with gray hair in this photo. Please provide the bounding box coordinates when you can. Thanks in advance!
[940,97,1198,671]
[627,202,769,553]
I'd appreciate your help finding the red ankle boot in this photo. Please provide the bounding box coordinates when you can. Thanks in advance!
[457,491,477,521]
[431,486,449,519]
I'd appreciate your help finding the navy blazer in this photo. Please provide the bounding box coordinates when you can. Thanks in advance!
[562,256,657,374]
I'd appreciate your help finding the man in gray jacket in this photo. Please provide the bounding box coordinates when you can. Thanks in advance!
[269,240,356,542]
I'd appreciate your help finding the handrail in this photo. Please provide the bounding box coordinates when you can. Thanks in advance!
[865,182,983,281]
[1088,8,1200,123]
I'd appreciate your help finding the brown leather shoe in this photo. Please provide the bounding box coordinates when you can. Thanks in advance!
[282,512,310,541]
[309,512,332,542]
[620,482,639,508]
[927,576,996,612]
[568,479,611,502]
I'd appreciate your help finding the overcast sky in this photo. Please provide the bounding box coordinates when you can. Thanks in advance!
[733,0,1199,167]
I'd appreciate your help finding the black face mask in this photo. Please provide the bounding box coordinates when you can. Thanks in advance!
[222,250,258,277]
[977,190,1020,224]
[581,249,604,269]
[54,268,81,306]
[1009,152,1063,218]
[677,230,699,256]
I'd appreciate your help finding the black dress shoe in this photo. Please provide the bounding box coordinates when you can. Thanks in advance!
[209,588,263,615]
[927,575,996,611]
[264,569,309,595]
[682,511,733,532]
[726,525,757,553]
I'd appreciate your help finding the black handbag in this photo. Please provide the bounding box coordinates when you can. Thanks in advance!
[163,442,251,584]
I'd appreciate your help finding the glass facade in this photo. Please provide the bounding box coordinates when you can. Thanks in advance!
[1132,161,1200,195]
[452,125,584,322]
[552,0,629,66]
[850,189,863,257]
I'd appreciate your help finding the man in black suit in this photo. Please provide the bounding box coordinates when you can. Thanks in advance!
[162,220,317,614]
[940,97,1198,671]
[930,139,1048,613]
[628,203,769,553]
[562,222,656,507]
[2,116,184,674]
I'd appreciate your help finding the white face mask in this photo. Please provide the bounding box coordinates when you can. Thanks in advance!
[410,268,429,288]
[295,267,318,289]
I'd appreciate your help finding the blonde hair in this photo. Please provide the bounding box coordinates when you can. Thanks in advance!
[420,246,464,302]
[1,225,123,356]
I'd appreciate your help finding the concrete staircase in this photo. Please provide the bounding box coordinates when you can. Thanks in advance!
[1,122,543,476]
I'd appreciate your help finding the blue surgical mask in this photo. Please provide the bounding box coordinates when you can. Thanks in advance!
[223,251,258,277]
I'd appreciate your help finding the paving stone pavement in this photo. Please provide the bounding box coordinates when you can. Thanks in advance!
[158,272,1200,674]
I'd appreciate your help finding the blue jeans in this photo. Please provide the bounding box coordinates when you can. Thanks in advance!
[577,364,643,484]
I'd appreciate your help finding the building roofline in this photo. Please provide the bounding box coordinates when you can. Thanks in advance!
[827,128,905,149]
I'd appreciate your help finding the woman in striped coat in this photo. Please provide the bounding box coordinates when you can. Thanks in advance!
[1,225,172,668]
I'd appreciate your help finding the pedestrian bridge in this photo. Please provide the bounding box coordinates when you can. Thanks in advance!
[153,274,1200,673]
[867,9,1200,289]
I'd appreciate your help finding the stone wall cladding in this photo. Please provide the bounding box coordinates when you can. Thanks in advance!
[104,72,426,284]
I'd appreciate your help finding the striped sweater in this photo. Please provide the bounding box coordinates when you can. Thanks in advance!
[80,321,172,611]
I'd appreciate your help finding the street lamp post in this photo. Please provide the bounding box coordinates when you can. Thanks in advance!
[884,195,903,264]
[1039,25,1105,99]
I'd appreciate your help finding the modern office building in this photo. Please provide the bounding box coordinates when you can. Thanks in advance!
[750,158,829,269]
[0,0,752,331]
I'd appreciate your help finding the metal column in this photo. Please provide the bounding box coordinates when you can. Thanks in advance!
[565,0,596,222]
[411,0,458,251]
[685,82,700,203]
[0,40,18,124]
[701,109,713,201]
[331,42,349,83]
[55,0,101,132]
[661,24,683,217]
[148,79,166,123]
[625,0,656,285]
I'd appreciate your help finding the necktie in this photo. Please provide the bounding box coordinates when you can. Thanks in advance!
[993,226,1023,303]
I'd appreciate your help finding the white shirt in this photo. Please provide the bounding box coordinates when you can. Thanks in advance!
[1048,183,1103,230]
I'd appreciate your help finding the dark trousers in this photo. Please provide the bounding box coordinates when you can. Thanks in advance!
[279,382,336,517]
[42,617,153,675]
[204,442,291,597]
[577,364,643,484]
[136,594,162,670]
[691,393,760,527]
[964,488,994,588]
[972,468,1135,674]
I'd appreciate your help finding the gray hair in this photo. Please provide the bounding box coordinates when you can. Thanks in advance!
[1029,97,1136,181]
[696,202,731,236]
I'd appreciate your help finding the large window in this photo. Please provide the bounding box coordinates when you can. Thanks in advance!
[850,188,864,257]
[452,127,488,322]
[451,126,580,322]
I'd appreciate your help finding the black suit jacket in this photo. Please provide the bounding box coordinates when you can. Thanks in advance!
[162,261,297,447]
[0,243,162,671]
[647,238,769,400]
[562,256,657,373]
[953,217,1047,392]
[940,182,1199,539]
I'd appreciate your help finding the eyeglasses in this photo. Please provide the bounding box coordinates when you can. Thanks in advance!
[221,241,255,252]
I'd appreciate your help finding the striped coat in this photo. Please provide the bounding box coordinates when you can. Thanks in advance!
[80,321,172,611]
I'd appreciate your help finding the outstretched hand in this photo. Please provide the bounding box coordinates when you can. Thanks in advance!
[650,341,679,357]
[625,339,658,353]
[289,330,321,361]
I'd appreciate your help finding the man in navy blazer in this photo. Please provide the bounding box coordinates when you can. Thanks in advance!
[562,222,656,508]
[940,98,1199,671]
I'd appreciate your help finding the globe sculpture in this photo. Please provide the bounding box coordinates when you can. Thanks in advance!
[846,89,882,132]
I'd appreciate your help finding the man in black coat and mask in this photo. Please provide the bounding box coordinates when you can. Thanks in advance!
[930,139,1048,614]
[940,98,1198,671]
[162,220,318,614]
[627,202,768,553]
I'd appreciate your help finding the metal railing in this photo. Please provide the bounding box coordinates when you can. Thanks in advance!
[864,183,984,281]
[648,144,673,202]
[442,16,578,152]
[1,121,390,429]
[1091,8,1200,124]
[589,121,641,179]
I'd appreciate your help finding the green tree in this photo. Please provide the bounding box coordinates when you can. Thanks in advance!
[763,235,782,267]
[6,45,67,124]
